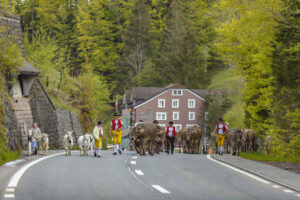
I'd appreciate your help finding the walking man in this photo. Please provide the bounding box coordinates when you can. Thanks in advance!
[93,121,103,158]
[165,121,176,154]
[110,113,124,155]
[31,122,42,155]
[215,118,228,156]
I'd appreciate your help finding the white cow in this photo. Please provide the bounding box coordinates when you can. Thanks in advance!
[78,134,91,156]
[63,131,73,156]
[40,133,49,155]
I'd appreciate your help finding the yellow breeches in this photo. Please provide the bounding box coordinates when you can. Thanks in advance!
[217,134,226,147]
[95,138,102,148]
[112,130,122,145]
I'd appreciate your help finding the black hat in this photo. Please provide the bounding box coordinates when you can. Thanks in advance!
[169,121,173,125]
[114,113,120,116]
[219,118,224,122]
[98,121,102,125]
[153,120,159,124]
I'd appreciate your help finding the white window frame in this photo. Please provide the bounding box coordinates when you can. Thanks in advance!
[188,99,195,108]
[158,124,166,127]
[173,111,180,120]
[158,99,166,108]
[172,89,183,96]
[189,112,195,120]
[172,99,179,108]
[174,124,182,132]
[186,124,197,128]
[156,112,167,121]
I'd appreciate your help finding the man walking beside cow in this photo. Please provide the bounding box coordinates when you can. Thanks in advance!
[165,121,176,155]
[215,118,228,156]
[93,120,104,157]
[110,113,124,155]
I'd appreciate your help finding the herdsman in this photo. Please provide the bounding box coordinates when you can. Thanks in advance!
[110,113,124,155]
[165,121,176,154]
[215,118,228,156]
[93,121,104,158]
[30,122,42,155]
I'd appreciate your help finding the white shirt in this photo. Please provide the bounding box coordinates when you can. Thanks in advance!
[165,127,174,137]
[217,123,228,135]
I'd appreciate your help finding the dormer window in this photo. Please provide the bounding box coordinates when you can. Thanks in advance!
[172,89,183,96]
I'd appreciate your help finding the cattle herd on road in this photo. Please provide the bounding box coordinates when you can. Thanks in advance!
[130,123,263,156]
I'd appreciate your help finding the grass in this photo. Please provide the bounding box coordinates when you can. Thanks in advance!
[48,91,78,113]
[0,150,20,166]
[240,152,300,163]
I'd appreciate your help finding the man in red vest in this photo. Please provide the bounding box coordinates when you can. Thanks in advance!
[165,121,176,154]
[109,113,124,155]
[215,118,228,156]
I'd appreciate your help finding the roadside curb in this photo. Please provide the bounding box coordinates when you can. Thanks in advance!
[211,154,300,193]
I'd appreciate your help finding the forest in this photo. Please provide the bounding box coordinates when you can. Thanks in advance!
[0,0,299,158]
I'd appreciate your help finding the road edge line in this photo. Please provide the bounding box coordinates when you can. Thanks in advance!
[7,152,65,188]
[208,154,300,193]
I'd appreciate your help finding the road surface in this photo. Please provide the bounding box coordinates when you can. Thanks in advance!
[3,151,299,200]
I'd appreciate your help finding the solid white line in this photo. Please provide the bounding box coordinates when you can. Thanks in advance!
[132,156,137,159]
[135,170,144,175]
[131,161,136,165]
[4,193,15,198]
[8,152,65,188]
[5,188,15,192]
[152,185,170,194]
[283,189,294,193]
[272,185,281,189]
[207,155,270,184]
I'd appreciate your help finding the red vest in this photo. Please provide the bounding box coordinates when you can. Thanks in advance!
[215,123,227,134]
[166,126,176,137]
[112,118,122,130]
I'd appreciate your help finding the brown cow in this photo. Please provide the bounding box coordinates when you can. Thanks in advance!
[135,123,160,156]
[130,126,142,154]
[226,128,243,156]
[242,129,256,153]
[181,127,193,153]
[155,126,166,154]
[191,126,202,154]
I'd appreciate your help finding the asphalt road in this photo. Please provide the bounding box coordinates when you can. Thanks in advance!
[4,151,299,200]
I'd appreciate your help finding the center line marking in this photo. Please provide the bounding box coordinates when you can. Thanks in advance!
[152,185,170,194]
[135,170,144,175]
[272,185,281,189]
[5,188,15,192]
[131,161,136,165]
[207,155,270,184]
[4,193,15,198]
[283,189,294,193]
[132,156,137,159]
[297,194,300,197]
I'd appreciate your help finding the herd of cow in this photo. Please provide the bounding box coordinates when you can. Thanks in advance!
[130,122,259,156]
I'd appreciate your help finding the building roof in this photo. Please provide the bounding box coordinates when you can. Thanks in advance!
[131,87,163,100]
[17,61,40,75]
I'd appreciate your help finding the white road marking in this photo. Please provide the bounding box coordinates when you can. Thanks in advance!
[152,185,170,194]
[207,155,270,184]
[2,159,26,167]
[135,170,144,175]
[131,161,136,165]
[4,193,15,198]
[5,188,15,192]
[283,189,294,193]
[297,194,300,197]
[128,167,132,172]
[272,185,281,189]
[8,152,65,188]
[132,156,137,159]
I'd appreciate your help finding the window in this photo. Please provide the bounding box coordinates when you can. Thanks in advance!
[158,124,166,127]
[172,89,183,96]
[188,99,195,108]
[156,112,167,120]
[189,112,195,120]
[186,124,197,128]
[174,124,182,132]
[172,99,179,108]
[173,112,179,120]
[158,99,165,108]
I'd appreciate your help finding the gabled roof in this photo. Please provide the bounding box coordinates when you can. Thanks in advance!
[17,61,40,75]
[131,87,163,100]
